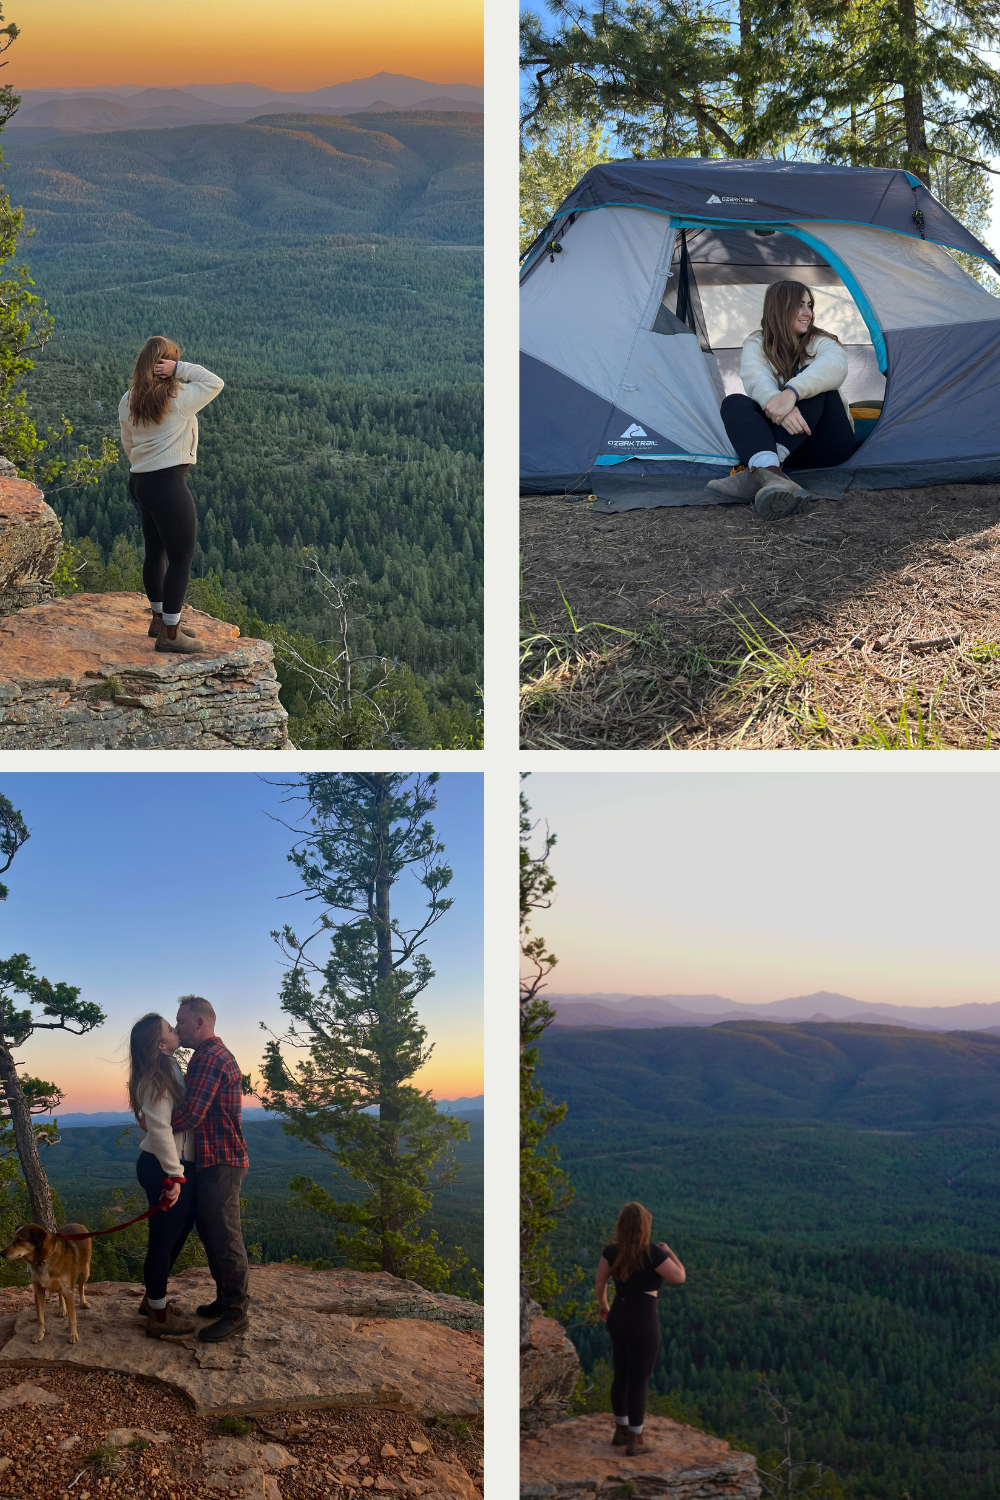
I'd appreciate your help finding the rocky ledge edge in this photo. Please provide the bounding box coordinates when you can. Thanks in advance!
[0,1265,484,1418]
[0,592,289,749]
[520,1413,760,1499]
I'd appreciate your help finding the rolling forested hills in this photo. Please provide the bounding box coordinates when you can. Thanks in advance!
[542,1022,1000,1500]
[1,111,483,746]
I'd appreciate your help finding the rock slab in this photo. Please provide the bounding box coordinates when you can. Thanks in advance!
[0,591,288,748]
[0,477,62,617]
[520,1413,760,1499]
[0,1266,483,1418]
[520,1303,579,1431]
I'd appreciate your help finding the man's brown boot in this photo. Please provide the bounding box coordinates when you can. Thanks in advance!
[145,1306,196,1338]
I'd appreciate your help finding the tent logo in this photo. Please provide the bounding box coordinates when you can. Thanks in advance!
[620,423,647,438]
[706,194,757,204]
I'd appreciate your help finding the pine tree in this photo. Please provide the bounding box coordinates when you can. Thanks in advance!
[257,772,473,1291]
[520,777,575,1325]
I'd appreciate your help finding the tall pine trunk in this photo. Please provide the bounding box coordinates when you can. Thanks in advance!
[898,0,930,183]
[374,779,402,1273]
[739,0,755,151]
[0,1041,56,1231]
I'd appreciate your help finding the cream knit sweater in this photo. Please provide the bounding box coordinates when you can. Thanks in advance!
[137,1061,195,1178]
[740,331,852,426]
[118,361,224,473]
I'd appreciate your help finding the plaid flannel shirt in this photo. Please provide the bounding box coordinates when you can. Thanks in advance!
[170,1037,249,1169]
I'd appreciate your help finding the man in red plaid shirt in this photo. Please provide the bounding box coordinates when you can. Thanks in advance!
[172,995,251,1342]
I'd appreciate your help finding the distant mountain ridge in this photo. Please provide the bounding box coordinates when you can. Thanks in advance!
[1,112,483,246]
[547,990,1000,1033]
[6,74,484,139]
[38,1095,483,1128]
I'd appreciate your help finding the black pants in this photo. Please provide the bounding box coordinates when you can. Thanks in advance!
[136,1150,196,1301]
[607,1293,661,1428]
[193,1164,249,1316]
[128,464,197,616]
[720,390,858,471]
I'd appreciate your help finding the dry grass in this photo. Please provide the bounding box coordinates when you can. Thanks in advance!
[520,485,1000,749]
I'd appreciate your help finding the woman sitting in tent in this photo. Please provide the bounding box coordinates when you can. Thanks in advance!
[707,280,857,520]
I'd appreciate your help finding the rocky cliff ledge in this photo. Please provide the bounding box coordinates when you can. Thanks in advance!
[0,475,289,749]
[520,1301,580,1430]
[0,1264,484,1418]
[521,1413,760,1500]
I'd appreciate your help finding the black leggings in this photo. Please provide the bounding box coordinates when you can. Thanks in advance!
[607,1293,661,1428]
[136,1150,196,1301]
[720,390,858,471]
[128,464,197,616]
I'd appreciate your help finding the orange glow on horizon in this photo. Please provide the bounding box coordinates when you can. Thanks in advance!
[5,0,483,92]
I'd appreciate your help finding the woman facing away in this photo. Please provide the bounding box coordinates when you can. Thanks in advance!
[706,280,858,521]
[596,1201,686,1457]
[118,337,224,652]
[127,1012,198,1338]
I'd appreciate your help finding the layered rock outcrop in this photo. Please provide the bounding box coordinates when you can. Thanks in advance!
[0,475,289,749]
[0,1265,484,1418]
[520,1299,580,1430]
[0,474,62,617]
[521,1413,760,1499]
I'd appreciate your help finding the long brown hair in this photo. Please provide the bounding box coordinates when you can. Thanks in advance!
[609,1202,654,1281]
[127,1012,185,1122]
[760,281,841,386]
[127,336,182,425]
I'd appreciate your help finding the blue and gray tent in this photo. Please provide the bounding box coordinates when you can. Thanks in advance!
[519,159,1000,507]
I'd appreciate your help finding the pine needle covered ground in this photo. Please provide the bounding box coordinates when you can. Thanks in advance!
[520,485,1000,749]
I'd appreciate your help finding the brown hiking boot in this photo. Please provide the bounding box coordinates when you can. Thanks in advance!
[137,1295,183,1318]
[145,1306,196,1338]
[148,614,196,639]
[706,466,765,501]
[155,623,204,653]
[626,1432,644,1457]
[752,468,815,520]
[611,1424,630,1446]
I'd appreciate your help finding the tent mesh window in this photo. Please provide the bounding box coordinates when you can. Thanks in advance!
[655,227,885,422]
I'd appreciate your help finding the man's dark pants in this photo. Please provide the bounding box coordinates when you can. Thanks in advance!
[193,1164,249,1316]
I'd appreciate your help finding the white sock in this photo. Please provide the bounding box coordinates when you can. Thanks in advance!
[162,611,181,627]
[147,1295,168,1310]
[776,443,790,463]
[629,1425,643,1435]
[149,602,163,614]
[749,450,781,471]
[615,1415,629,1426]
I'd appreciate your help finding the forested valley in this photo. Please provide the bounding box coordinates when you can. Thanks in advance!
[2,112,483,747]
[542,1023,1000,1500]
[7,1118,484,1301]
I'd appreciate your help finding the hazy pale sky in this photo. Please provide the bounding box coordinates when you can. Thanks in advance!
[0,773,482,1110]
[524,773,1000,1007]
[6,0,483,90]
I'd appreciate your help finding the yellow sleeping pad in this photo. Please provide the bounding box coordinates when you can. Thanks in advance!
[850,405,882,420]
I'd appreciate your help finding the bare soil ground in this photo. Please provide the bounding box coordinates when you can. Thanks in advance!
[0,1291,483,1500]
[520,485,1000,749]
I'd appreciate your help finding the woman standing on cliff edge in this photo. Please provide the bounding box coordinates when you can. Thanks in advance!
[596,1202,686,1457]
[118,336,224,653]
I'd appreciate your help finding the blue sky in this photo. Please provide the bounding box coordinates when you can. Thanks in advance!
[0,772,483,1109]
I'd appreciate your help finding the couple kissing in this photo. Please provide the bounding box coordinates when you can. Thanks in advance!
[128,994,250,1342]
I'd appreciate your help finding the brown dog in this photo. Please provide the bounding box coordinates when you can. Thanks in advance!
[2,1223,92,1344]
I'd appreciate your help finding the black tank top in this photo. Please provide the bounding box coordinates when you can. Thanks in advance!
[602,1241,669,1295]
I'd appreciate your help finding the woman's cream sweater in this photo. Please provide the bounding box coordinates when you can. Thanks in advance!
[118,361,224,473]
[740,331,852,424]
[137,1061,195,1178]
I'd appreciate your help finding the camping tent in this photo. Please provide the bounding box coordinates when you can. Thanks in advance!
[519,159,1000,504]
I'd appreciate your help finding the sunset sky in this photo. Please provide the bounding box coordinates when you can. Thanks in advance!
[0,773,483,1112]
[4,0,483,91]
[524,773,1000,1008]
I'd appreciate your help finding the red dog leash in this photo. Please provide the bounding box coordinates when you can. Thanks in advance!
[59,1179,185,1241]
